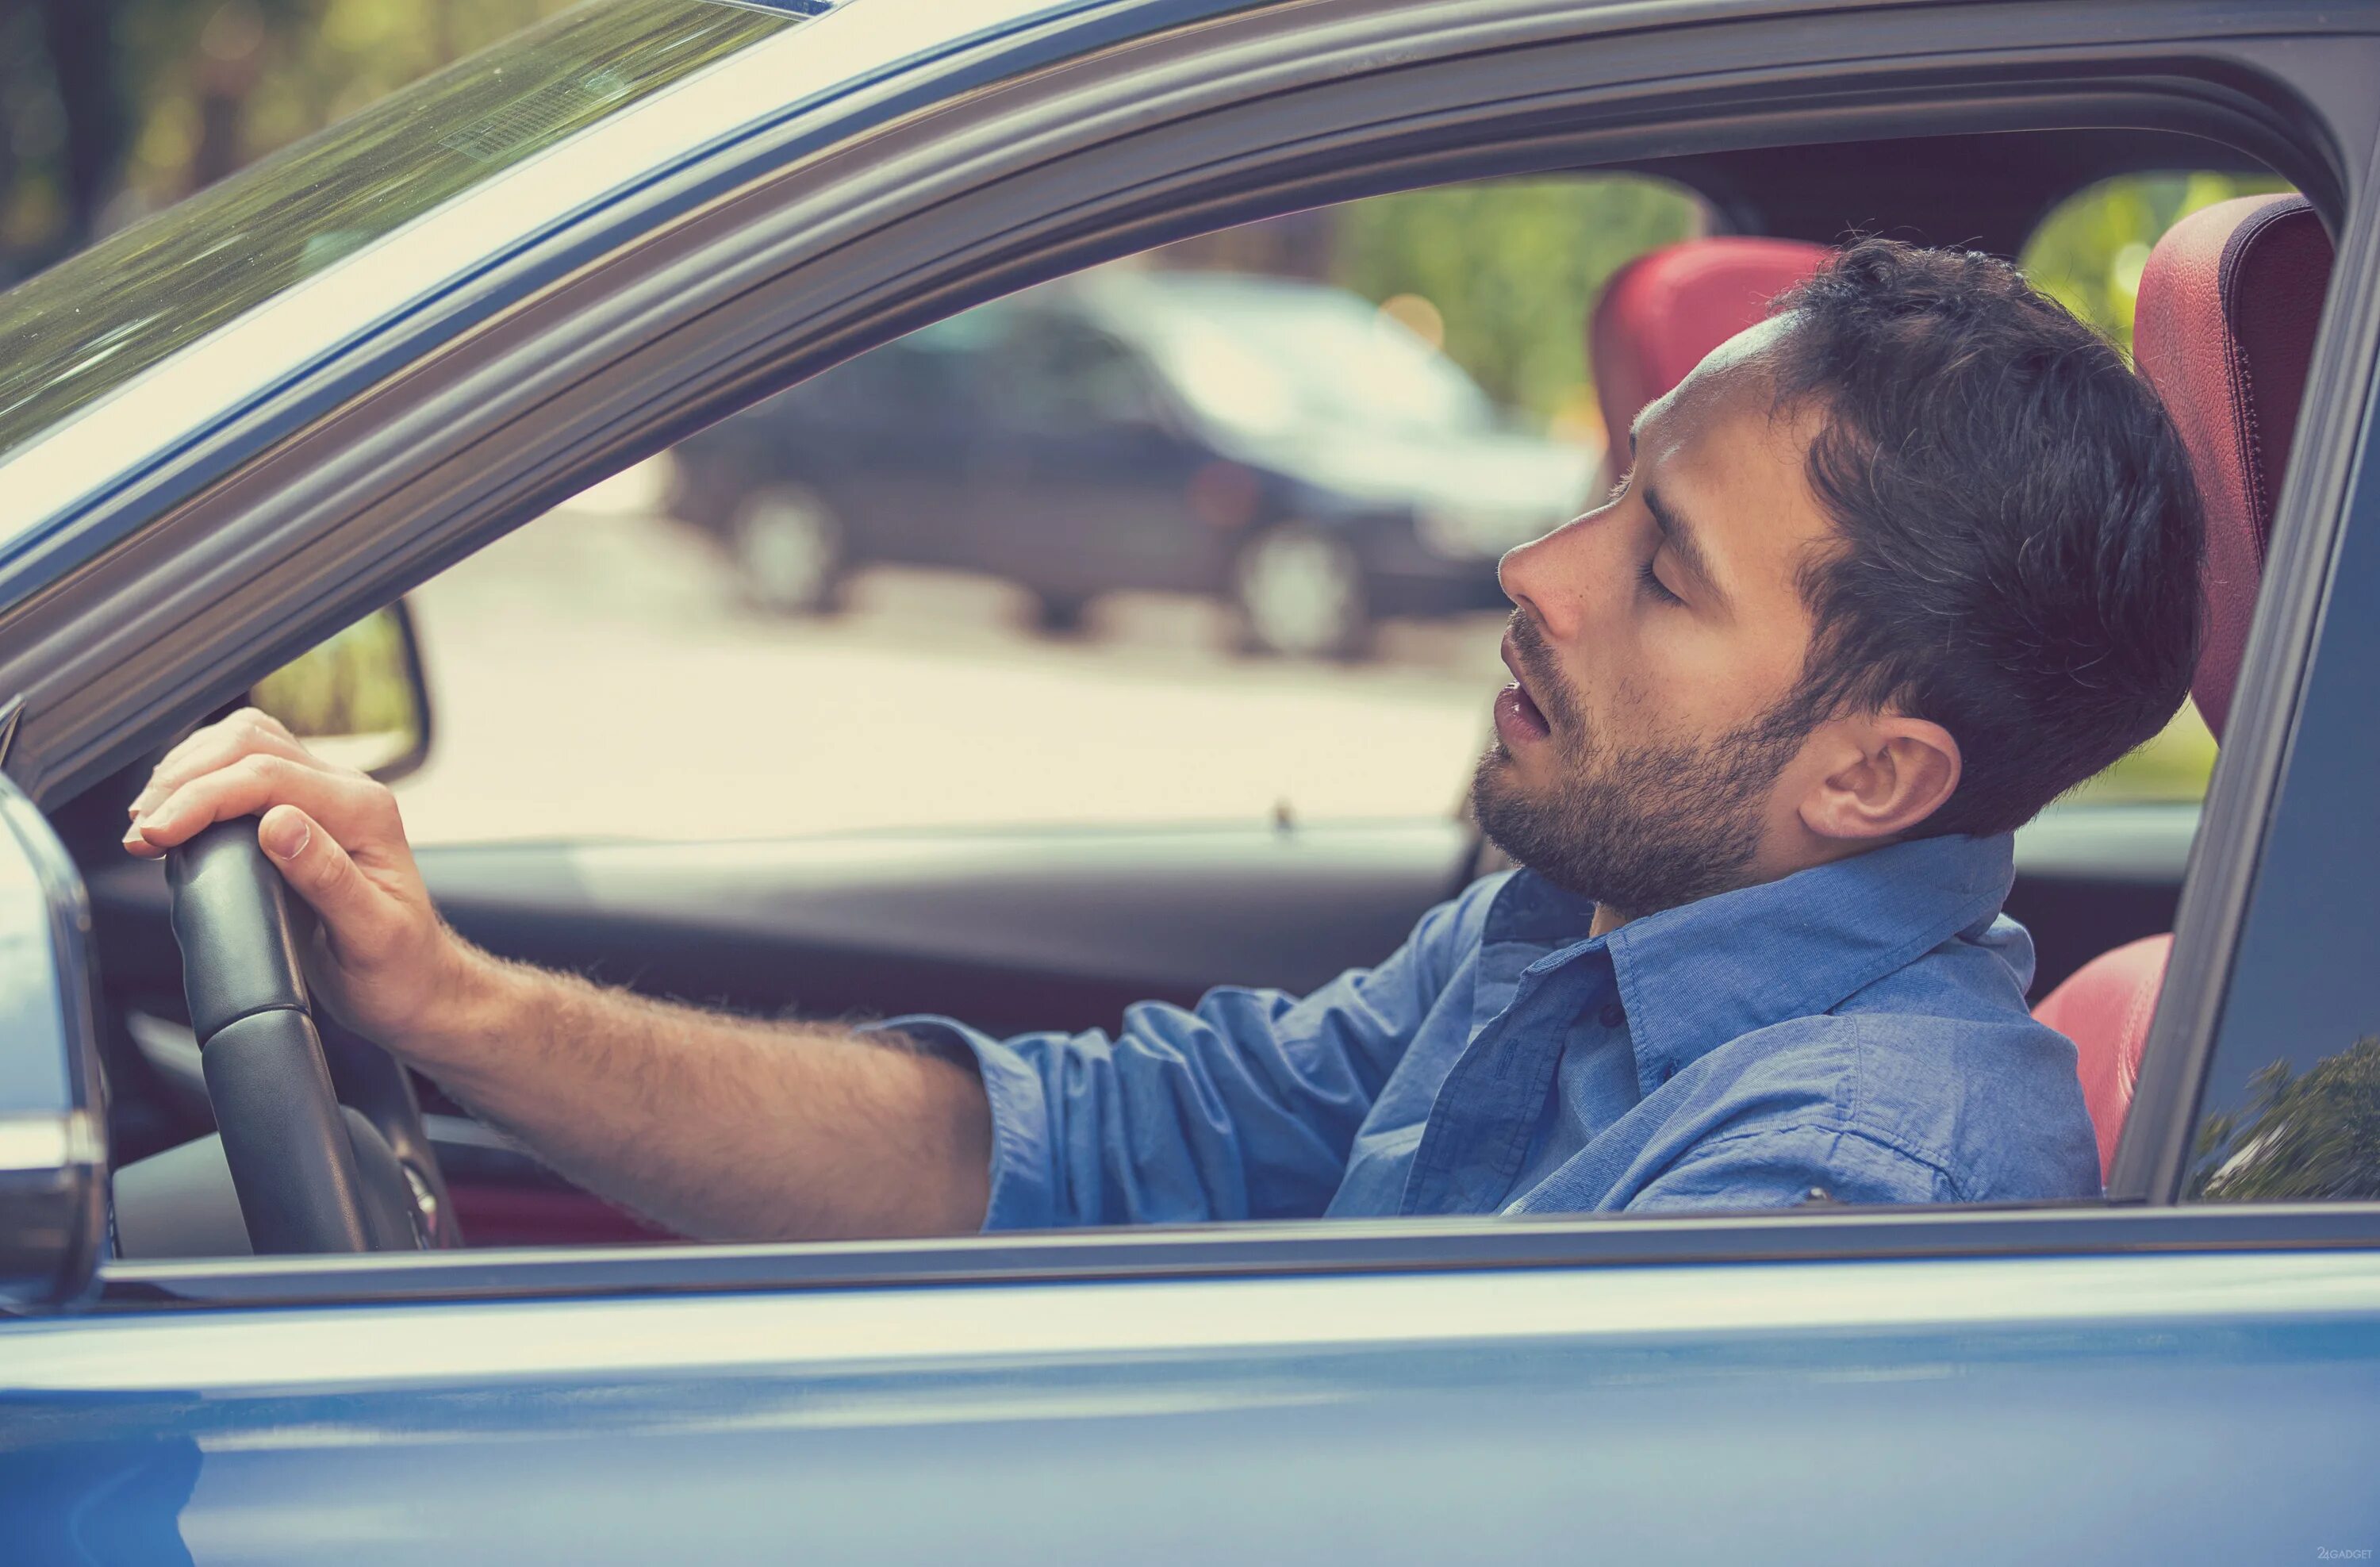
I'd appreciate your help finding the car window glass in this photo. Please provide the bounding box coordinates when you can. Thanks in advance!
[0,0,793,468]
[2019,170,2294,808]
[391,174,1702,846]
[2183,379,2380,1204]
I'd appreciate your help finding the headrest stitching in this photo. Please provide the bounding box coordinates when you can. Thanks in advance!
[2228,336,2270,543]
[2217,197,2317,548]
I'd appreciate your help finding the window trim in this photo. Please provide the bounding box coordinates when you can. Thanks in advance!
[97,1202,2380,1312]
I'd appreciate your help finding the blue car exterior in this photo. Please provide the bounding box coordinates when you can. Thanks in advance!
[6,1239,2379,1564]
[4,1,2380,1561]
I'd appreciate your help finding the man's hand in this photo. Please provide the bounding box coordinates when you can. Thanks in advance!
[122,708,992,1242]
[122,708,486,1058]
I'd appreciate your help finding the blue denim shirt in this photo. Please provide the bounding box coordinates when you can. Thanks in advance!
[882,832,2102,1229]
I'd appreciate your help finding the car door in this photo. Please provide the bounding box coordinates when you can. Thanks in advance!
[9,2,2380,1560]
[7,1212,2379,1566]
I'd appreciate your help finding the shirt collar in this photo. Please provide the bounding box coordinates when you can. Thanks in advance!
[1501,832,2019,1092]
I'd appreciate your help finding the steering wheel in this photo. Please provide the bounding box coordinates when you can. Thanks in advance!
[165,819,458,1253]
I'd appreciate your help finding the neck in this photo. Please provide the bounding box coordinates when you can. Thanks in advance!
[1588,903,1631,939]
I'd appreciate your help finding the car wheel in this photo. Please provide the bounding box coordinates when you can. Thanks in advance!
[730,485,845,616]
[1231,523,1372,659]
[1032,592,1093,636]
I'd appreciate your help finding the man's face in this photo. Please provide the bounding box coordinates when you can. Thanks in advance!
[1472,324,1844,918]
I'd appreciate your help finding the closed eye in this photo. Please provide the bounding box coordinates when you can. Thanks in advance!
[1638,556,1683,605]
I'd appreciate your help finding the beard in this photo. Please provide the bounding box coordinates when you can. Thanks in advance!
[1471,616,1815,919]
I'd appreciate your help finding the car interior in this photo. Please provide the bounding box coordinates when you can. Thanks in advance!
[77,128,2335,1255]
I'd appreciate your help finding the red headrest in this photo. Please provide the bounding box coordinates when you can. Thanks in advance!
[1589,237,1830,473]
[2132,194,2331,741]
[2032,933,2171,1183]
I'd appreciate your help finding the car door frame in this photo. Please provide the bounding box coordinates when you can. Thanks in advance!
[10,0,2380,1311]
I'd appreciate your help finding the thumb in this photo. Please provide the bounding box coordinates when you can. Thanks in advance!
[258,805,385,947]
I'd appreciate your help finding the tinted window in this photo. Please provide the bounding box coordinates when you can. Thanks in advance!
[0,0,790,465]
[2185,399,2380,1203]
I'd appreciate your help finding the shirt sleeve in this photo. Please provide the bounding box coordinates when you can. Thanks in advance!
[865,885,1488,1231]
[1619,1120,1959,1212]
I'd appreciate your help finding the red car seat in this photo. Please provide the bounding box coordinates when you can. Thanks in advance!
[1588,237,1829,472]
[2030,194,2332,1180]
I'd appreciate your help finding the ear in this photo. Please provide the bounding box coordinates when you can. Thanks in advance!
[1797,714,1963,843]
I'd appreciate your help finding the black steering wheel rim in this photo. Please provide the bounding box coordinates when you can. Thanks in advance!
[164,818,451,1253]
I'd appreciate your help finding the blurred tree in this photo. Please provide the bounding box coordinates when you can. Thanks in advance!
[2190,1035,2380,1202]
[1331,176,1705,426]
[0,0,578,282]
[35,0,128,244]
[1,0,126,278]
[2019,170,2294,356]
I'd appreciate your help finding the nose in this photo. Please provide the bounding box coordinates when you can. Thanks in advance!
[1497,505,1607,640]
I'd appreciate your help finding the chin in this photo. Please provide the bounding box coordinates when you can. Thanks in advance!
[1468,743,1535,824]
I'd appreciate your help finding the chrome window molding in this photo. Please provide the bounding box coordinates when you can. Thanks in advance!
[97,1203,2380,1312]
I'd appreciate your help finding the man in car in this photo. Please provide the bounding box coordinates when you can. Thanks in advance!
[123,240,2201,1238]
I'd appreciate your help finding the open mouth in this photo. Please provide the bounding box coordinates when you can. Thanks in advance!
[1494,631,1553,745]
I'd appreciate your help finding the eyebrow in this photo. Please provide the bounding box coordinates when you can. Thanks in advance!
[1641,484,1726,606]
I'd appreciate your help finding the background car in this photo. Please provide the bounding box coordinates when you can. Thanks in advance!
[664,268,1597,657]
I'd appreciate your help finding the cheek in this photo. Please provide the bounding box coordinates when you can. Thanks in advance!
[1626,620,1795,736]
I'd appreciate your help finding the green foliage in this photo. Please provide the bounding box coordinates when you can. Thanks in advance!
[2018,171,2293,356]
[1332,177,1703,425]
[132,0,589,190]
[1,0,589,277]
[2189,1034,2380,1201]
[2065,698,2219,805]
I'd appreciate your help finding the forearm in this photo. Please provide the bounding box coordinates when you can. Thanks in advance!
[402,946,993,1242]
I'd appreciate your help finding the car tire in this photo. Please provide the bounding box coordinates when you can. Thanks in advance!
[1230,522,1372,659]
[730,484,846,616]
[1031,592,1094,636]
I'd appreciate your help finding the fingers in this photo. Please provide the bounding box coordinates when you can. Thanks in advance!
[125,749,401,860]
[128,709,322,821]
[256,805,398,951]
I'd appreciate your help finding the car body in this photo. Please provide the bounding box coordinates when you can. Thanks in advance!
[667,267,1594,654]
[2,0,2378,1561]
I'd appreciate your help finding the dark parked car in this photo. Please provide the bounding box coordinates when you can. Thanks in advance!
[664,267,1597,656]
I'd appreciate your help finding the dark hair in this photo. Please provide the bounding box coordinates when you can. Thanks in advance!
[1766,238,2204,836]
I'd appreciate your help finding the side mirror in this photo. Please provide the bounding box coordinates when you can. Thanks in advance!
[247,601,433,783]
[0,773,107,1311]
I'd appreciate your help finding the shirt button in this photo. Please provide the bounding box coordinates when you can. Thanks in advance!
[1599,1002,1625,1029]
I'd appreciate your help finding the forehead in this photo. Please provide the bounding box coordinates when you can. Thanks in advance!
[1637,325,1835,617]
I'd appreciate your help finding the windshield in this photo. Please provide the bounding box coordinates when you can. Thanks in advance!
[1131,276,1499,442]
[0,0,800,467]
